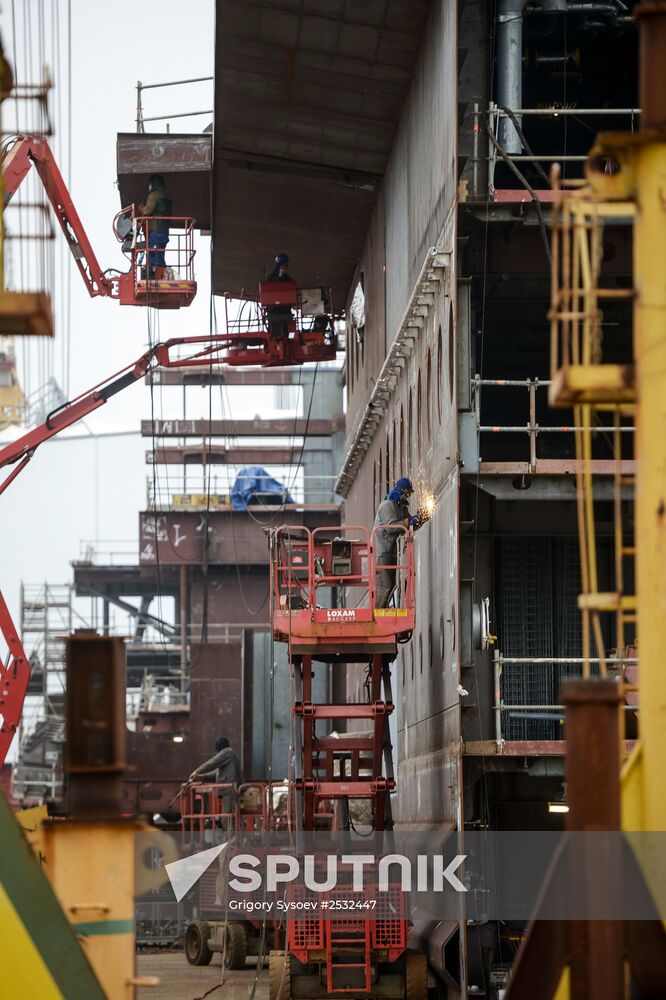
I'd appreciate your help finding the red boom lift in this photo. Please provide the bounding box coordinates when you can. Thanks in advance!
[268,525,428,999]
[0,335,243,764]
[221,280,339,367]
[3,135,197,309]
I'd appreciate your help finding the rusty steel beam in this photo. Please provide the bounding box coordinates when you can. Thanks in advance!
[148,368,309,386]
[504,681,625,1000]
[147,445,299,465]
[141,418,341,438]
[477,460,637,476]
[139,508,340,566]
[464,738,637,757]
[563,680,624,1000]
[116,132,212,229]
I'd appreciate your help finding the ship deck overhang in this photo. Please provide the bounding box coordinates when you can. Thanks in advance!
[212,0,433,306]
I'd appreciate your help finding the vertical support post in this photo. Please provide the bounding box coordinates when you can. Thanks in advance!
[179,563,187,693]
[562,679,623,1000]
[493,649,503,750]
[136,80,144,133]
[102,599,109,637]
[472,102,480,200]
[292,655,304,843]
[497,0,524,154]
[528,379,537,473]
[487,103,497,197]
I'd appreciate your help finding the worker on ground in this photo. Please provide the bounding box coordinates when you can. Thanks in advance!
[265,251,295,340]
[139,173,171,277]
[373,477,426,608]
[189,736,244,827]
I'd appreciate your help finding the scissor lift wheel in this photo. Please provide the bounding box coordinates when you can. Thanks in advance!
[269,950,292,1000]
[405,952,429,1000]
[185,920,212,966]
[223,922,248,969]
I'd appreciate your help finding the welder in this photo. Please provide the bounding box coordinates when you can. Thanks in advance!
[373,477,429,608]
[265,251,295,339]
[138,173,171,276]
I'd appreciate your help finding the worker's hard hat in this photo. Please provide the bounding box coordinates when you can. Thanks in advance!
[275,252,289,266]
[395,477,413,495]
[148,173,165,191]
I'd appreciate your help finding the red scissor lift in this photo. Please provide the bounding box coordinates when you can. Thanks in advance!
[221,280,338,367]
[269,526,428,999]
[180,780,288,969]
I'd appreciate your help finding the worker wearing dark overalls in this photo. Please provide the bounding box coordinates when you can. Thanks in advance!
[189,736,244,828]
[265,252,294,339]
[139,173,171,276]
[373,477,417,609]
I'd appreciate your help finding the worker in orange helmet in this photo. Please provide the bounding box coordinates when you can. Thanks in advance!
[139,173,172,277]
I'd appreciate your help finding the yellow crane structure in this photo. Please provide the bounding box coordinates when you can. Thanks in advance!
[506,3,666,998]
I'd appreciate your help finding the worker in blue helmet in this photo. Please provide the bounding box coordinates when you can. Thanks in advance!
[268,252,293,282]
[373,477,425,608]
[139,173,172,277]
[266,252,295,339]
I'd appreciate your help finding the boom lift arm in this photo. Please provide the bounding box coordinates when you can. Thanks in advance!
[0,334,230,764]
[3,136,114,298]
[2,135,197,309]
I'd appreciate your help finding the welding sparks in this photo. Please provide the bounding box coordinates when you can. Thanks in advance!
[413,484,437,527]
[422,491,436,518]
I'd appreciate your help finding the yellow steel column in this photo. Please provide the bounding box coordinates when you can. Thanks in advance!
[632,140,666,830]
[626,2,666,832]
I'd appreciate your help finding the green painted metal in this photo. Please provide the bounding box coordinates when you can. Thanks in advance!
[0,791,106,1000]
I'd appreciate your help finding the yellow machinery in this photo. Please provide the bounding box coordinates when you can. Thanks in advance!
[0,636,177,998]
[0,38,52,339]
[0,336,26,429]
[549,0,666,836]
[506,3,666,998]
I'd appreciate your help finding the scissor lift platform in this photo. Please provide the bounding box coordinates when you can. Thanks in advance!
[268,525,427,999]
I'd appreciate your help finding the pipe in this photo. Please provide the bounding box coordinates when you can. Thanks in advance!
[493,650,503,749]
[497,0,524,154]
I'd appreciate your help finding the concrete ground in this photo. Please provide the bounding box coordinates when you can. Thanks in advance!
[136,952,268,1000]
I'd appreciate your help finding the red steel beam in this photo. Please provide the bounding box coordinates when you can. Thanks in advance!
[295,703,393,719]
[147,445,298,465]
[141,418,340,437]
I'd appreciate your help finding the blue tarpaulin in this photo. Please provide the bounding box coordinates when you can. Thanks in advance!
[230,465,294,511]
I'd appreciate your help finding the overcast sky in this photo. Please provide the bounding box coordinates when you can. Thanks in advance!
[0,1,222,640]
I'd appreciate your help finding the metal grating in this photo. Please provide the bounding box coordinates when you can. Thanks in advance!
[496,538,556,740]
[372,887,407,950]
[555,539,584,695]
